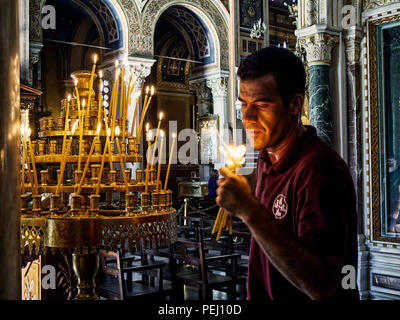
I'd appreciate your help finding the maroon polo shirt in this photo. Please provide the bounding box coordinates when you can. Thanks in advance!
[247,126,358,300]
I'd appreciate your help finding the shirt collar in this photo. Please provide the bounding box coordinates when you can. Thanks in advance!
[259,126,317,175]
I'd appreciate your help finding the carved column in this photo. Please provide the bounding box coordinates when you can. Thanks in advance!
[0,0,21,299]
[206,76,228,169]
[299,33,338,145]
[189,80,212,117]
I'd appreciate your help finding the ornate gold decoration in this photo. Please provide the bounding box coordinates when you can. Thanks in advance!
[369,14,400,243]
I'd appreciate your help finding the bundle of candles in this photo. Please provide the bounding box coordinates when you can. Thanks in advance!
[211,144,246,240]
[20,54,177,217]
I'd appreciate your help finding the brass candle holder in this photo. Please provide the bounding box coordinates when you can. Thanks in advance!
[159,191,167,212]
[141,192,150,213]
[152,192,160,212]
[70,194,82,217]
[89,194,100,216]
[108,170,116,185]
[136,169,143,184]
[20,194,29,215]
[166,190,173,210]
[41,169,48,186]
[126,192,138,215]
[128,137,136,155]
[32,194,41,217]
[74,170,83,185]
[50,194,61,216]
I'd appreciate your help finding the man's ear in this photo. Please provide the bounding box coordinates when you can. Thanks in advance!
[289,94,304,117]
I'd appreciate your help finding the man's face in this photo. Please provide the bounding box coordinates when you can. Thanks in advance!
[239,74,292,150]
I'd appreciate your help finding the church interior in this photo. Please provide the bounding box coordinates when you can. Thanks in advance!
[1,0,400,301]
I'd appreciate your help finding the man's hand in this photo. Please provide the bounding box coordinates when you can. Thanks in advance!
[216,167,255,219]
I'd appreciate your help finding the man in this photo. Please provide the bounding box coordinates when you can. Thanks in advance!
[216,47,358,300]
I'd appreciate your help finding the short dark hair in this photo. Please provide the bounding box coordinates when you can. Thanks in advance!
[237,47,306,107]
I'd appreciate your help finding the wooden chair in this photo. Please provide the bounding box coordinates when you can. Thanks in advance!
[174,233,244,300]
[98,249,173,300]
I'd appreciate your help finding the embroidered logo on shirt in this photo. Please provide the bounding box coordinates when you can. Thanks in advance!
[272,194,288,220]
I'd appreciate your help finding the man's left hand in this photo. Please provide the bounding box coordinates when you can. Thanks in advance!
[216,167,254,218]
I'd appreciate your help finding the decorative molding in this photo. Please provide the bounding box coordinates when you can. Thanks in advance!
[298,33,339,65]
[344,28,363,65]
[363,0,398,11]
[189,80,212,102]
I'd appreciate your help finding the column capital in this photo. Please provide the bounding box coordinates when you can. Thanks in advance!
[298,33,339,66]
[189,80,212,102]
[206,76,229,98]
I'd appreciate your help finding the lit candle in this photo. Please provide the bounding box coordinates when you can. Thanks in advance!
[87,54,98,117]
[145,129,152,193]
[111,66,120,141]
[104,108,113,170]
[97,70,103,123]
[155,130,165,193]
[137,86,154,142]
[163,132,176,191]
[76,122,101,195]
[61,94,71,164]
[115,126,129,193]
[151,112,163,170]
[78,99,86,171]
[56,120,78,195]
[27,128,39,195]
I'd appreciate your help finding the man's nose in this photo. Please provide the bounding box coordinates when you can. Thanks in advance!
[242,105,258,122]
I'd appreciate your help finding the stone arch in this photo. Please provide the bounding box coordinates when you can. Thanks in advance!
[31,0,132,54]
[140,0,230,70]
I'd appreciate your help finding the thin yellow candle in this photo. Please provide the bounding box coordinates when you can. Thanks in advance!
[163,133,176,191]
[119,67,125,119]
[156,131,165,193]
[151,112,163,170]
[137,86,153,142]
[56,120,78,195]
[145,129,152,193]
[76,122,101,195]
[87,54,97,117]
[22,134,34,195]
[131,92,141,137]
[115,126,129,193]
[109,60,119,132]
[104,109,113,170]
[142,86,149,116]
[78,99,86,171]
[95,127,111,195]
[61,94,71,164]
[27,128,39,195]
[20,123,26,194]
[111,68,120,142]
[97,70,103,123]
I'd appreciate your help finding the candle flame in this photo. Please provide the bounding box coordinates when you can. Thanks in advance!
[145,86,149,95]
[115,126,120,137]
[67,94,71,102]
[71,120,79,135]
[99,70,103,79]
[27,127,31,138]
[115,60,119,68]
[145,122,150,132]
[96,122,101,136]
[151,86,155,96]
[93,54,98,64]
[147,130,152,141]
[160,130,165,138]
[74,79,78,87]
[107,127,111,137]
[159,112,164,121]
[172,132,176,139]
[82,99,86,107]
[21,123,25,136]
